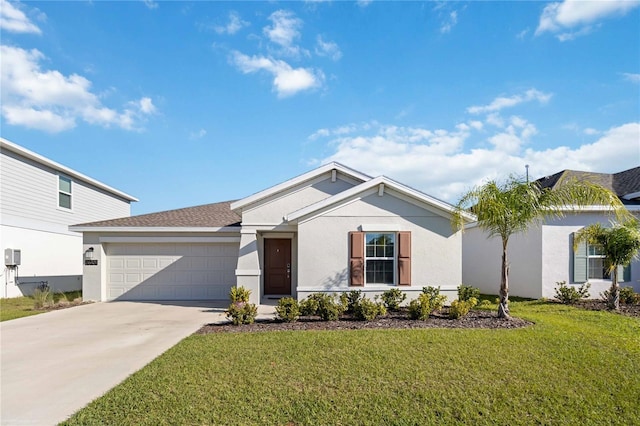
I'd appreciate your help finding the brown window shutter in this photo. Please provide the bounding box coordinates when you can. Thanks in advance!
[349,231,365,286]
[397,231,411,286]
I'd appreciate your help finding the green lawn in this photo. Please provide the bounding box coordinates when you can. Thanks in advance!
[64,301,640,425]
[0,291,82,322]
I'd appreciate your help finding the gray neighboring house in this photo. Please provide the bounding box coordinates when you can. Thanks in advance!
[462,167,640,299]
[71,163,474,304]
[0,137,137,297]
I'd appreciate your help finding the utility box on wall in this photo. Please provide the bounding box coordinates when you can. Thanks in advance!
[4,248,21,266]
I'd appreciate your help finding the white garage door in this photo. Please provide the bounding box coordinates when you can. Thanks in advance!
[106,243,238,301]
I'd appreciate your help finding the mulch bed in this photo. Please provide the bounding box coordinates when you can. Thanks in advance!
[197,308,533,334]
[572,299,640,318]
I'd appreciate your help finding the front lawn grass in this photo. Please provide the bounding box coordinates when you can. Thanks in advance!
[0,291,82,322]
[64,301,640,425]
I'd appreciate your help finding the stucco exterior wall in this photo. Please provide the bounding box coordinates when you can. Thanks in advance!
[242,174,356,225]
[296,190,461,302]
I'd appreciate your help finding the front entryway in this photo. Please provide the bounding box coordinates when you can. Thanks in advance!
[264,239,292,295]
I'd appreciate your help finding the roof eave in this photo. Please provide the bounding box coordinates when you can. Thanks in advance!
[69,226,241,233]
[1,137,138,202]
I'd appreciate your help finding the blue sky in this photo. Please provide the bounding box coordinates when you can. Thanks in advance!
[1,0,639,215]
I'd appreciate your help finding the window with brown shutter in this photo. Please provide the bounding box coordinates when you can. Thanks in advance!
[349,231,412,286]
[397,231,411,286]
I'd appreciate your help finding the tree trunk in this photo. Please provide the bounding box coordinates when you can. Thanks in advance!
[498,239,511,319]
[608,266,620,310]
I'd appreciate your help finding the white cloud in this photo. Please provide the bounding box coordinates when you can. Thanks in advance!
[536,0,639,40]
[356,0,373,7]
[311,119,640,203]
[189,129,207,140]
[142,0,158,10]
[1,45,156,133]
[263,10,307,58]
[0,0,42,34]
[215,11,249,35]
[315,35,342,61]
[622,72,640,84]
[230,51,323,98]
[467,89,552,114]
[516,28,530,39]
[440,11,458,34]
[583,127,599,135]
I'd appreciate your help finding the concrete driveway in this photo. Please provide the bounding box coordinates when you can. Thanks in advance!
[1,301,232,426]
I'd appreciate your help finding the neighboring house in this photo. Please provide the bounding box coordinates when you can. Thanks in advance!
[71,163,474,304]
[463,167,640,299]
[0,138,137,298]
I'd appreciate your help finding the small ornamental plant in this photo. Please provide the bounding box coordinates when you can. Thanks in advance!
[554,281,590,305]
[457,284,480,302]
[275,297,300,323]
[300,293,344,321]
[340,290,363,314]
[380,288,406,311]
[353,297,387,321]
[449,297,478,319]
[226,286,258,325]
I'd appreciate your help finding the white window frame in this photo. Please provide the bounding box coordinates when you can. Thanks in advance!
[58,175,72,210]
[586,243,609,280]
[364,232,396,285]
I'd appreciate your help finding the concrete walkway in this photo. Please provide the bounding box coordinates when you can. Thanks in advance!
[0,301,276,426]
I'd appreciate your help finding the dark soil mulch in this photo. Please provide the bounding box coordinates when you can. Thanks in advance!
[573,299,640,318]
[35,300,92,312]
[197,308,533,334]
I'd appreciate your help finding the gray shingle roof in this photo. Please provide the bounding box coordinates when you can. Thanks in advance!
[74,200,241,228]
[536,166,640,204]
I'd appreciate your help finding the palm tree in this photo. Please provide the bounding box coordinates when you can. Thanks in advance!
[574,220,640,310]
[452,176,630,319]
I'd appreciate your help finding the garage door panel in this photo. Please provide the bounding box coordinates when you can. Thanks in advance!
[106,243,238,301]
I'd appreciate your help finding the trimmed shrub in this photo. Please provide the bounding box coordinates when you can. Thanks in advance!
[275,297,300,323]
[408,294,433,321]
[229,286,251,303]
[300,293,345,321]
[554,281,590,304]
[32,283,53,309]
[449,297,478,319]
[340,290,363,314]
[619,286,639,305]
[353,297,387,321]
[421,286,447,312]
[380,288,406,311]
[226,302,258,325]
[457,284,480,302]
[226,286,257,325]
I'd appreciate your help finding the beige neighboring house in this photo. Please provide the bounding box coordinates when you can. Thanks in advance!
[72,163,474,304]
[463,167,640,300]
[0,138,137,298]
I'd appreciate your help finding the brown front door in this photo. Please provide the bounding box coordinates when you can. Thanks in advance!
[264,239,292,295]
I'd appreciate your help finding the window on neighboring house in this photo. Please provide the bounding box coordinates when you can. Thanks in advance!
[58,175,72,209]
[349,231,411,286]
[573,235,630,283]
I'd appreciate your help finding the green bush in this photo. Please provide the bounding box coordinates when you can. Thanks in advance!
[457,284,480,302]
[226,286,257,325]
[353,297,387,321]
[449,297,478,319]
[32,284,53,309]
[619,286,639,305]
[229,286,251,303]
[421,286,447,312]
[380,288,406,311]
[275,297,300,323]
[340,290,363,314]
[226,302,258,325]
[300,293,344,321]
[554,281,590,304]
[408,295,432,320]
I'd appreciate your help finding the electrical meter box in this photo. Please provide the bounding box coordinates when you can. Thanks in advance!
[4,248,21,266]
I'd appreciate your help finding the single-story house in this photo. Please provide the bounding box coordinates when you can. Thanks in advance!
[0,138,137,297]
[71,163,474,304]
[462,167,640,299]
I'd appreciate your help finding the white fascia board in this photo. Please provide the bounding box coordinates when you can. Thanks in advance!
[286,176,475,223]
[230,162,371,211]
[99,236,240,243]
[623,191,640,200]
[68,226,241,233]
[1,137,138,202]
[552,205,640,212]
